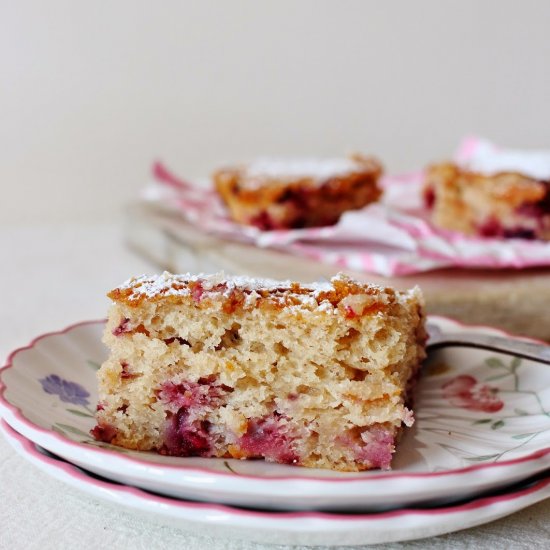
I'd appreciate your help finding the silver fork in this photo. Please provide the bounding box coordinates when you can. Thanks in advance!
[426,323,550,365]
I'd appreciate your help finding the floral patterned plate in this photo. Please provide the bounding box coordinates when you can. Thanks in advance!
[1,317,550,511]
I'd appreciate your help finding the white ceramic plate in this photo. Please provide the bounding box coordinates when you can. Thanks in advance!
[2,420,550,547]
[2,317,550,511]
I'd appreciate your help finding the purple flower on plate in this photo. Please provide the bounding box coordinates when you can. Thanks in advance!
[39,374,90,406]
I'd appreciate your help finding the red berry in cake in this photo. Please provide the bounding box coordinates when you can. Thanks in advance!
[90,422,117,443]
[161,409,212,457]
[112,318,131,336]
[238,415,300,465]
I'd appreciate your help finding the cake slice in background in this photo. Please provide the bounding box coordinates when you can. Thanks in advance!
[93,272,425,472]
[424,143,550,240]
[214,154,383,230]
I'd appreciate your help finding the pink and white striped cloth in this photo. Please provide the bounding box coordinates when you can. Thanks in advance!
[143,138,550,276]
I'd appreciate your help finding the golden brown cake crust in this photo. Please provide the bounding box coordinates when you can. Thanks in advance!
[108,272,396,312]
[213,155,383,229]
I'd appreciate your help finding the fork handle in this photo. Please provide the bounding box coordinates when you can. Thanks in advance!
[427,333,550,365]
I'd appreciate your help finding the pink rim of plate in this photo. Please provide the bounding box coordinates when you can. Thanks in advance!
[0,316,549,484]
[2,418,550,521]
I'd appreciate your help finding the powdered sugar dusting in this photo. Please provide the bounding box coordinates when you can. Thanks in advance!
[317,300,336,313]
[119,271,332,296]
[243,157,362,188]
[112,271,405,312]
[464,139,550,180]
[402,408,415,427]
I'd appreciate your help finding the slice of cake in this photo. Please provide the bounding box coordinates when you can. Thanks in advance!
[213,155,383,230]
[93,272,425,472]
[424,145,550,239]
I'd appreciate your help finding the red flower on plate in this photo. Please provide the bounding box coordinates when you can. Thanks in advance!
[442,375,504,413]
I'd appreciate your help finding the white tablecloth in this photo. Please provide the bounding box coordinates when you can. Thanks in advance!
[1,223,549,550]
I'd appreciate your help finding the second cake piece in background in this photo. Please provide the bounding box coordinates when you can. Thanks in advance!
[214,155,383,229]
[424,144,550,240]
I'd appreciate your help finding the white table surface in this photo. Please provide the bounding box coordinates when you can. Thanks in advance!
[1,223,550,550]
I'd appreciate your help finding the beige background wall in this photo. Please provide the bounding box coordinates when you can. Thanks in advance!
[2,0,550,226]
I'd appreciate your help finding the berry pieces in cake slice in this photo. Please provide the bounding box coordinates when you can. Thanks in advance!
[93,272,426,472]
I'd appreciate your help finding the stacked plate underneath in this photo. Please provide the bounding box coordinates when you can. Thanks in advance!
[1,318,550,546]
